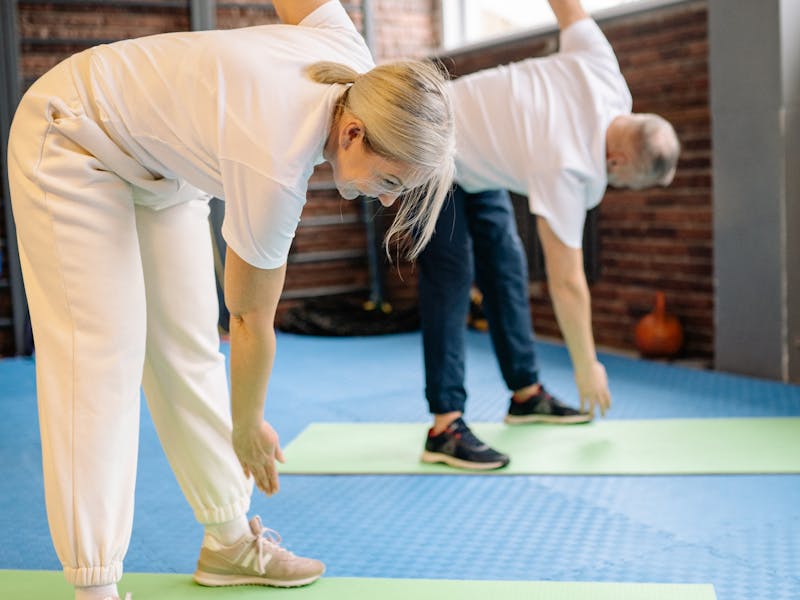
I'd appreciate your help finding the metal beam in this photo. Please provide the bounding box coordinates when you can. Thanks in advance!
[361,0,375,51]
[1,0,30,355]
[190,0,216,31]
[358,0,388,308]
[709,0,799,382]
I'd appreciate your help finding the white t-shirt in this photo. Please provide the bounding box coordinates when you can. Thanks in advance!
[77,1,373,268]
[450,18,632,248]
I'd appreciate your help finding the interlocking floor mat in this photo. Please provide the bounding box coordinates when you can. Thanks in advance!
[0,571,718,600]
[281,418,800,475]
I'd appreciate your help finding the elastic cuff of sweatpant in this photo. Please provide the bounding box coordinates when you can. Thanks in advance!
[65,561,123,587]
[194,493,251,525]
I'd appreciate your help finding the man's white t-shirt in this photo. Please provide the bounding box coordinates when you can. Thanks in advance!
[450,18,632,248]
[74,1,373,268]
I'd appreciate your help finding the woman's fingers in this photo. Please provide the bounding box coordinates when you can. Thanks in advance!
[247,455,281,496]
[264,458,280,495]
[250,463,272,495]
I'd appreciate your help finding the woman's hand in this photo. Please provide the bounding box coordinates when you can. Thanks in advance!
[233,420,285,496]
[575,360,611,418]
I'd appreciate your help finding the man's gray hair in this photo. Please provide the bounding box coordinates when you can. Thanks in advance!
[634,114,680,186]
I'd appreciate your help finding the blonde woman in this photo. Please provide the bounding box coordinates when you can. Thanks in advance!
[7,1,454,598]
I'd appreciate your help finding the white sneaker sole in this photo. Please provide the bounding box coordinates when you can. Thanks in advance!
[420,450,508,471]
[193,570,323,588]
[504,414,592,425]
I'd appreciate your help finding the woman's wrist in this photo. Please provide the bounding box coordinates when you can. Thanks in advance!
[232,410,264,432]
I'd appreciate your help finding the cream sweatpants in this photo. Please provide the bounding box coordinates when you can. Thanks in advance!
[7,55,252,587]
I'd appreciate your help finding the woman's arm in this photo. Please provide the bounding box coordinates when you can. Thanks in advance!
[224,246,287,495]
[272,0,332,25]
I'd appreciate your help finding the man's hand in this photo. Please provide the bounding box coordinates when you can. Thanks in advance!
[233,420,285,496]
[547,0,589,30]
[575,360,611,418]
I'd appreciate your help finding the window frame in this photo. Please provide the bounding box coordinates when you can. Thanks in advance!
[439,0,693,52]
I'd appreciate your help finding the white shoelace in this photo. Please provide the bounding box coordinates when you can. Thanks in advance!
[251,522,296,572]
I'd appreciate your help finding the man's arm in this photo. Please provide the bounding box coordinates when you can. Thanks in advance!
[547,0,589,30]
[224,247,287,495]
[272,0,331,25]
[536,216,611,417]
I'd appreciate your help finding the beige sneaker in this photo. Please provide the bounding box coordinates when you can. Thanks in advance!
[193,516,325,588]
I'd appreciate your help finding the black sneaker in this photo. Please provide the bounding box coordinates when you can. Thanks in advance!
[504,387,592,425]
[421,418,510,470]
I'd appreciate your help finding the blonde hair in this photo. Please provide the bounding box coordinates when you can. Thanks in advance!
[307,60,456,260]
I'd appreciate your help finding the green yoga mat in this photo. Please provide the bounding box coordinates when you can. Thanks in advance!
[280,418,800,475]
[0,571,717,599]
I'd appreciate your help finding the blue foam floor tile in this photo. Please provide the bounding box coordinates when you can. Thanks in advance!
[605,542,799,600]
[3,331,800,600]
[711,520,800,584]
[243,475,672,582]
[264,331,800,425]
[535,475,800,544]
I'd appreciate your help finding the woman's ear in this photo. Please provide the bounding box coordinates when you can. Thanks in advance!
[339,119,365,150]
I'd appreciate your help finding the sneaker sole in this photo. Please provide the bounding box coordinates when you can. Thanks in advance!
[504,414,593,425]
[420,450,509,471]
[193,570,323,588]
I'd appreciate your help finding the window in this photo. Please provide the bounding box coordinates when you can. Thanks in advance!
[441,0,683,50]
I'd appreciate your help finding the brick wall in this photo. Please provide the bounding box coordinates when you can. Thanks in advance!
[2,1,197,355]
[0,1,710,358]
[371,0,439,59]
[0,0,370,353]
[384,0,713,360]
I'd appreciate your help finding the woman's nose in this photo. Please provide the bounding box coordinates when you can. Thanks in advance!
[378,192,398,207]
